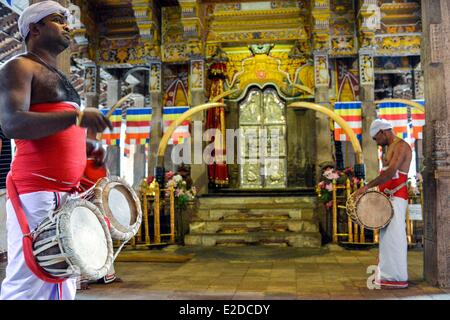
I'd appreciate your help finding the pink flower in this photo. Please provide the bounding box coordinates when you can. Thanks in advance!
[146,176,155,184]
[325,183,333,191]
[165,171,174,180]
[323,168,339,180]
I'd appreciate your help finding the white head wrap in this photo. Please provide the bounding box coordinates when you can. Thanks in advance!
[18,1,70,40]
[370,119,393,138]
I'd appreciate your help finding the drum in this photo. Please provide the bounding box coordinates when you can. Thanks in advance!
[87,176,142,241]
[32,199,114,280]
[346,190,394,230]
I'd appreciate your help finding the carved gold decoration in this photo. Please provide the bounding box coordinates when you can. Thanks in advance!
[97,37,159,66]
[374,35,421,56]
[223,45,314,99]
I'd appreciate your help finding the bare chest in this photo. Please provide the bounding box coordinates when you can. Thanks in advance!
[30,66,70,105]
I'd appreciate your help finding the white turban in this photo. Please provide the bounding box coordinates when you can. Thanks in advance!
[18,1,70,40]
[370,119,393,138]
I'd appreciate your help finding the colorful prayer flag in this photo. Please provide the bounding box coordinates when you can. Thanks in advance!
[333,102,362,141]
[378,102,408,139]
[163,106,190,145]
[411,99,425,140]
[125,108,152,145]
[100,108,122,145]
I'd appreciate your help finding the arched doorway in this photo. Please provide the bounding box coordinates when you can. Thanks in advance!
[238,86,287,188]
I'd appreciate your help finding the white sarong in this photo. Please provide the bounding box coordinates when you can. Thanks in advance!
[0,191,77,300]
[376,196,408,288]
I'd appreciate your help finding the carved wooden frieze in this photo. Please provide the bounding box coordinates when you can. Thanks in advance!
[432,120,450,167]
[430,24,450,64]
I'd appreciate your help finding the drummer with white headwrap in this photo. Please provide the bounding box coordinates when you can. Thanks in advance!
[354,119,412,289]
[0,1,112,300]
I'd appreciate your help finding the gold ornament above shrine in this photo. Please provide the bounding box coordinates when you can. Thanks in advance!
[220,44,314,100]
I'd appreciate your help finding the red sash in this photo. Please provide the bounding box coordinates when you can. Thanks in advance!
[6,173,64,283]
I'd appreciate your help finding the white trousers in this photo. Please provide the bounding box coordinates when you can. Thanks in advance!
[0,191,77,300]
[377,196,408,285]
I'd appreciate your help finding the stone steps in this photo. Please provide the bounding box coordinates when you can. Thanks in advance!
[185,195,321,248]
[197,196,316,209]
[184,232,322,247]
[193,208,315,221]
[189,219,318,234]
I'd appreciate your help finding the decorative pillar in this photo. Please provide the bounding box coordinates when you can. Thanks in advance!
[189,58,208,195]
[106,79,121,176]
[179,0,208,194]
[357,0,380,181]
[132,94,147,188]
[149,61,163,178]
[421,0,450,288]
[359,52,377,181]
[84,64,99,109]
[313,53,333,175]
[312,0,333,178]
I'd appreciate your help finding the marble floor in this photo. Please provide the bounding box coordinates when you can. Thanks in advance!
[1,244,450,300]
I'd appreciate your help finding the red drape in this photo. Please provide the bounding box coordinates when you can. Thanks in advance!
[206,62,229,186]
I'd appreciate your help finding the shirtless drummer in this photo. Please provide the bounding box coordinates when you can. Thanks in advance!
[0,1,112,300]
[354,119,412,289]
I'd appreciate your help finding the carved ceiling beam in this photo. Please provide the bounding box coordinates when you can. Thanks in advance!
[357,0,380,50]
[131,0,159,42]
[311,0,331,53]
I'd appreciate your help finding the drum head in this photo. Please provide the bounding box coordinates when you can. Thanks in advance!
[355,191,394,230]
[93,176,142,241]
[59,200,113,280]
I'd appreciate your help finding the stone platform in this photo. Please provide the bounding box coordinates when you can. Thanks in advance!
[184,194,322,248]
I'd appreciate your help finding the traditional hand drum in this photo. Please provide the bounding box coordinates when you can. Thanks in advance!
[346,190,394,230]
[32,199,114,280]
[87,176,142,241]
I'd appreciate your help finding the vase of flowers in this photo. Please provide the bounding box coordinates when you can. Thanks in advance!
[165,169,198,244]
[316,166,362,209]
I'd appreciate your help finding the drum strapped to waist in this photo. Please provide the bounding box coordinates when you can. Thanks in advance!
[32,199,114,280]
[82,176,142,242]
[346,190,394,230]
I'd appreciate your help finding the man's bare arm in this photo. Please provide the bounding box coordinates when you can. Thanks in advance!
[0,58,112,140]
[0,58,79,139]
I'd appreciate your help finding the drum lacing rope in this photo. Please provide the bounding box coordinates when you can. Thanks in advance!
[383,182,407,200]
[6,173,66,283]
[67,183,96,200]
[32,202,80,278]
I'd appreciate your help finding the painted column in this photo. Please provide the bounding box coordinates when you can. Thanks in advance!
[421,0,450,288]
[189,59,208,195]
[149,61,163,178]
[358,52,378,181]
[313,53,333,176]
[106,79,121,176]
[84,64,99,109]
[312,0,333,179]
[132,94,147,188]
[357,0,380,181]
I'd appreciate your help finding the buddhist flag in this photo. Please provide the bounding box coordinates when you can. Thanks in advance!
[333,102,362,141]
[163,106,190,145]
[411,99,425,140]
[125,108,152,145]
[378,102,408,139]
[100,108,122,145]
